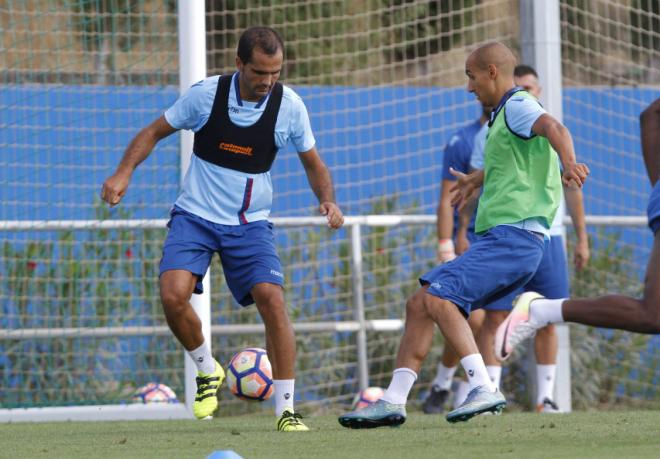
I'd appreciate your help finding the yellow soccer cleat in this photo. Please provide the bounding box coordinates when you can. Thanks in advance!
[193,360,225,420]
[277,410,310,432]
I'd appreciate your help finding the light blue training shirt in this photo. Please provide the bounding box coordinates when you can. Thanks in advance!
[164,73,316,225]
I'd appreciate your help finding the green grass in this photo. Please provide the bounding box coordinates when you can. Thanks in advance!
[2,411,659,459]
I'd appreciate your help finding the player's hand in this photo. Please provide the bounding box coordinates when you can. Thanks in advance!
[562,162,590,188]
[574,236,590,271]
[101,172,130,207]
[455,231,470,255]
[319,202,344,229]
[449,167,482,211]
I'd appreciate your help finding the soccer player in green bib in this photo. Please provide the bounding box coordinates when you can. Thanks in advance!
[339,42,589,428]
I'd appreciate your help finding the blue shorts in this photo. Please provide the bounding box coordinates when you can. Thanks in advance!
[420,225,546,316]
[483,235,570,311]
[159,206,284,306]
[648,181,660,235]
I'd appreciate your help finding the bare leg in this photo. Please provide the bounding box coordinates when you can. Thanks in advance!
[159,269,202,350]
[441,309,485,367]
[534,325,557,365]
[423,291,479,358]
[562,235,660,333]
[477,310,507,366]
[394,287,437,372]
[252,282,295,380]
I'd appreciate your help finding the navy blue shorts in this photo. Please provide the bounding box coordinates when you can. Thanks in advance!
[159,206,284,306]
[483,235,570,311]
[420,225,546,316]
[648,181,660,235]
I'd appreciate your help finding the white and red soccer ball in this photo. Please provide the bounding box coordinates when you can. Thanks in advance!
[132,382,178,404]
[226,347,274,401]
[352,386,385,410]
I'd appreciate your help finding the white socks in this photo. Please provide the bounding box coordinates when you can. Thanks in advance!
[431,363,458,390]
[536,364,557,404]
[273,379,295,416]
[453,381,471,408]
[188,341,215,374]
[461,353,496,392]
[486,365,502,389]
[382,368,418,405]
[530,299,566,326]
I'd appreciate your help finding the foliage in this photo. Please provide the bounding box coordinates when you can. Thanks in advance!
[0,200,176,408]
[566,228,658,409]
[204,0,477,84]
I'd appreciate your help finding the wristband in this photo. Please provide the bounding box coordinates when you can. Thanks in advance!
[437,238,456,262]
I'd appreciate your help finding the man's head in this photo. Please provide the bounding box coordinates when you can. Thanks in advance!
[236,27,284,101]
[465,42,517,107]
[514,64,541,98]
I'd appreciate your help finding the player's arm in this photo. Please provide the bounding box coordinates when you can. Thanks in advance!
[298,147,344,229]
[101,115,177,206]
[456,192,477,255]
[564,185,590,270]
[437,179,457,261]
[640,97,660,186]
[531,114,589,188]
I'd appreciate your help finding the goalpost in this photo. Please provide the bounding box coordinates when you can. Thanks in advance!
[1,0,657,422]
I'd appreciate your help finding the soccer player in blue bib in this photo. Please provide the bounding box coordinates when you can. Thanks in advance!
[101,27,344,431]
[497,97,660,357]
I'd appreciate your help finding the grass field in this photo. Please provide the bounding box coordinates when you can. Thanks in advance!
[2,410,659,459]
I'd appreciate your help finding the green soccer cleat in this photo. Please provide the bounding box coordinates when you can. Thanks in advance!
[445,385,506,423]
[193,360,225,420]
[277,410,310,431]
[338,399,406,429]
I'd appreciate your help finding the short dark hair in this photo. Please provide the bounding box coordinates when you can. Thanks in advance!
[514,64,538,78]
[237,27,284,64]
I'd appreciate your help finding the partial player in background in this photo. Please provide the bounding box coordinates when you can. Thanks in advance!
[101,26,344,432]
[339,42,588,429]
[464,65,589,413]
[497,97,660,357]
[422,102,490,414]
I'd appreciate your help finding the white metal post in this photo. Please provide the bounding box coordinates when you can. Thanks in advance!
[177,0,209,416]
[520,0,571,413]
[351,223,369,390]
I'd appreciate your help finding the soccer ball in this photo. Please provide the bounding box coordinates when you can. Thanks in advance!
[226,347,273,401]
[132,382,178,404]
[352,386,385,410]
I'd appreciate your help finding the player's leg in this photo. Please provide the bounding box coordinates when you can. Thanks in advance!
[496,235,660,361]
[338,286,435,428]
[256,289,308,432]
[159,207,224,419]
[160,270,204,349]
[528,235,567,412]
[423,294,505,423]
[251,283,308,431]
[476,309,508,389]
[534,325,559,412]
[425,309,485,413]
[562,234,660,332]
[219,220,307,431]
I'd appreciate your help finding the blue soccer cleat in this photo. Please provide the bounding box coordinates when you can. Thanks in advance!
[338,399,406,429]
[445,385,506,423]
